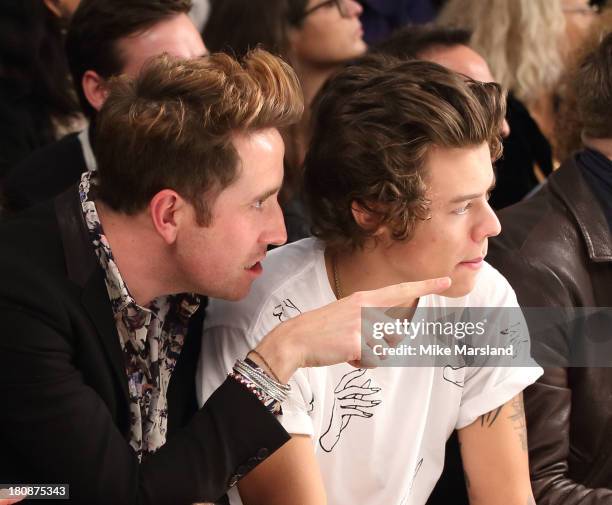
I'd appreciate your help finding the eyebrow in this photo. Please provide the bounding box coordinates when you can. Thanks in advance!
[448,176,496,204]
[253,185,282,202]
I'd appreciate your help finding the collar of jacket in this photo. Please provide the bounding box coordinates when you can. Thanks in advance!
[548,153,612,262]
[54,186,130,403]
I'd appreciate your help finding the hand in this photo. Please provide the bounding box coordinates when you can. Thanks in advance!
[255,277,451,382]
[0,497,26,504]
[318,368,381,452]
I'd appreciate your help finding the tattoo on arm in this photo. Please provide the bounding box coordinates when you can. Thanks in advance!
[508,394,528,452]
[479,405,503,427]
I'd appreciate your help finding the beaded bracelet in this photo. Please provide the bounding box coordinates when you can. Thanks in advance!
[229,358,291,415]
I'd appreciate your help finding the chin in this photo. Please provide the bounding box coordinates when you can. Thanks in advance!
[221,284,252,302]
[198,280,253,302]
[441,277,477,298]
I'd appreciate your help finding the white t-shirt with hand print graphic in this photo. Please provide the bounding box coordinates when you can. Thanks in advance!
[197,238,542,505]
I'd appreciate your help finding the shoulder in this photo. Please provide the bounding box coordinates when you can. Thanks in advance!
[3,132,85,211]
[0,203,78,329]
[205,238,328,334]
[7,131,82,176]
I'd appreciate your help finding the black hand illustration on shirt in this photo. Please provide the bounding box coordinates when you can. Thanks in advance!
[319,369,382,452]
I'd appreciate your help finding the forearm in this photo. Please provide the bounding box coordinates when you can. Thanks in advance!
[238,435,326,505]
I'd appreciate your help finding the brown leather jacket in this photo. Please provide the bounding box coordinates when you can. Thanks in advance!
[488,152,612,504]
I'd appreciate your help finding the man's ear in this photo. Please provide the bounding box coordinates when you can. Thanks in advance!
[82,70,109,112]
[350,200,386,236]
[149,190,186,245]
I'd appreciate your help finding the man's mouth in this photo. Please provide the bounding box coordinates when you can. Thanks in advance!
[458,256,484,269]
[245,257,265,273]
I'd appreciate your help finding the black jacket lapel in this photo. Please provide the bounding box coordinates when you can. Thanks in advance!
[55,187,129,403]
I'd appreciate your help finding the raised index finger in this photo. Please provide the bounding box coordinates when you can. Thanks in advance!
[362,277,451,307]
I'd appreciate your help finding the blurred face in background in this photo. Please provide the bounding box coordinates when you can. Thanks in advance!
[117,13,206,77]
[562,0,599,58]
[422,44,511,137]
[289,0,367,68]
[84,13,206,113]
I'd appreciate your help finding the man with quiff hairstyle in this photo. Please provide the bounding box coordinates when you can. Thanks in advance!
[0,50,447,505]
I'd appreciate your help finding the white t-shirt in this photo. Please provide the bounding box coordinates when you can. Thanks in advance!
[197,238,542,505]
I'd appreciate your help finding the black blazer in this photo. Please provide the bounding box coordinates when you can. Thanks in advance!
[2,130,87,213]
[0,188,289,504]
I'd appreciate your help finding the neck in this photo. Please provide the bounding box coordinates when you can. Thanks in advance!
[96,202,172,306]
[296,64,338,111]
[527,92,555,146]
[291,60,342,166]
[583,136,612,161]
[325,245,419,309]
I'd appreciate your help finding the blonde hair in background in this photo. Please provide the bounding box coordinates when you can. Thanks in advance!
[437,0,566,105]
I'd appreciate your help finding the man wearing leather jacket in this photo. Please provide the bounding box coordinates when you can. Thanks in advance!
[488,32,612,504]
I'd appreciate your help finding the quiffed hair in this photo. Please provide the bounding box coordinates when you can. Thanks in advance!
[304,55,505,250]
[66,0,192,119]
[94,49,304,222]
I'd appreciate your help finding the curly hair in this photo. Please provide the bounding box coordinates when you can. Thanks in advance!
[437,0,566,105]
[304,55,505,251]
[94,49,304,223]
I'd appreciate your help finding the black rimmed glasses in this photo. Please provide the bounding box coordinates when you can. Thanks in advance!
[294,0,351,22]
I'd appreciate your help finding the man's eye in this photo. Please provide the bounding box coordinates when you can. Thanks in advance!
[253,199,265,210]
[453,202,472,215]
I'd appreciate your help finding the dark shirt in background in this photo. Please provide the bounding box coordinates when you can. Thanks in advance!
[490,93,553,210]
[359,0,438,44]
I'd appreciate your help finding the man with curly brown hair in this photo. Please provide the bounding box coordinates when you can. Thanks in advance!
[199,55,542,505]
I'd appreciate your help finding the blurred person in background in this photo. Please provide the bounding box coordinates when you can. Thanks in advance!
[0,0,83,180]
[555,5,612,162]
[3,0,206,214]
[372,24,549,210]
[371,25,510,138]
[438,0,599,207]
[204,0,367,242]
[488,31,612,504]
[358,0,438,44]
